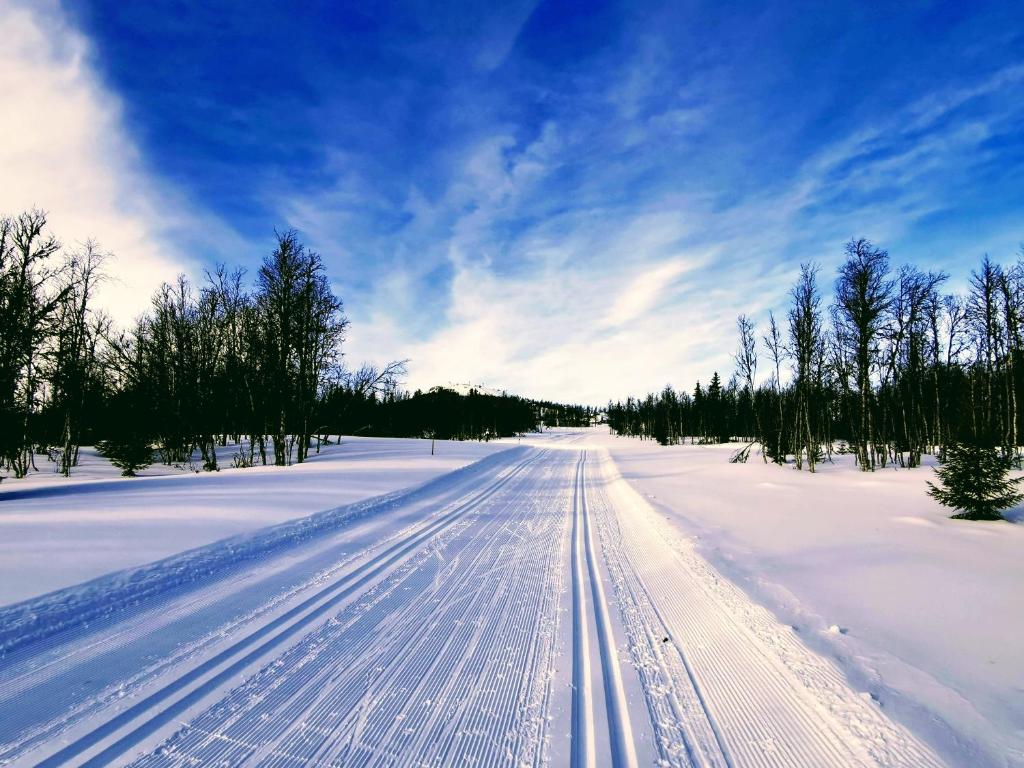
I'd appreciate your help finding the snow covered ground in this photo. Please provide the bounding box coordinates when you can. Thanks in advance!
[0,431,953,767]
[590,430,1023,767]
[0,436,508,605]
[0,428,1017,766]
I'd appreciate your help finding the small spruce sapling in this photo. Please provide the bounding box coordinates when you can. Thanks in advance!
[927,443,1023,520]
[97,437,153,477]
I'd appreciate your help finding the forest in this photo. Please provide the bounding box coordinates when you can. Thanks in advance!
[11,204,1013,483]
[608,238,1024,472]
[0,210,589,479]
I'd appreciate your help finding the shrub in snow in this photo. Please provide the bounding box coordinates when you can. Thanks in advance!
[97,437,153,477]
[927,443,1023,521]
[232,449,255,469]
[729,443,752,463]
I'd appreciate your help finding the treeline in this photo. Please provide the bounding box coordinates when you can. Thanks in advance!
[609,238,1024,472]
[0,210,578,480]
[607,371,750,447]
[537,401,596,428]
[323,386,595,439]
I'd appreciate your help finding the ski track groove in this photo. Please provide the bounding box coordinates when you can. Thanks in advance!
[0,443,948,767]
[572,451,641,768]
[29,451,545,767]
[127,452,567,768]
[584,448,945,768]
[570,453,595,768]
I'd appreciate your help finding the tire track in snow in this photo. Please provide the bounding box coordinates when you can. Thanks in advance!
[32,451,545,768]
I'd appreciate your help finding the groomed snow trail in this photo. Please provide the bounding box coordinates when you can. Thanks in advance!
[0,445,944,767]
[580,449,944,768]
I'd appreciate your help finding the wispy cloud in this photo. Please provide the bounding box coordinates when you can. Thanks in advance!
[348,56,1024,402]
[0,0,240,324]
[12,2,1022,403]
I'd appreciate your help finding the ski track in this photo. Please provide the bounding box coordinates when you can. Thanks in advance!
[0,445,946,767]
[583,449,944,768]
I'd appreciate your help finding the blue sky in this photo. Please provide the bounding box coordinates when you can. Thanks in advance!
[3,1,1024,402]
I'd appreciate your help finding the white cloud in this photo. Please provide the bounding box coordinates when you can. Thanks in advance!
[0,0,224,324]
[250,47,1024,404]
[472,0,539,72]
[381,63,1024,403]
[6,3,1019,407]
[602,257,695,328]
[382,220,734,404]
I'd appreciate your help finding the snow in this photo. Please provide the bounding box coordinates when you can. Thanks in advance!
[589,429,1024,767]
[0,433,944,767]
[442,381,506,396]
[0,428,1016,766]
[0,436,509,606]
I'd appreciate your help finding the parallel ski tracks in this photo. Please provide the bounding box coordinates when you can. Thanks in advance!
[570,453,595,768]
[570,450,639,768]
[583,448,945,768]
[32,450,547,768]
[132,451,568,767]
[3,443,949,768]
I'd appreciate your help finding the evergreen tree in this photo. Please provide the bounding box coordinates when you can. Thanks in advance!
[927,443,1022,520]
[97,436,153,477]
[707,372,725,442]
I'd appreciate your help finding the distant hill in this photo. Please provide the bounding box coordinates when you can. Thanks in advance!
[443,382,507,397]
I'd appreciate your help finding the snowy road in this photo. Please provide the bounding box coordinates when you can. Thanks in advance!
[0,444,943,766]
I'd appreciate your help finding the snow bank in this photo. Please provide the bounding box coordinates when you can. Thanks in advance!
[0,446,525,657]
[0,436,510,606]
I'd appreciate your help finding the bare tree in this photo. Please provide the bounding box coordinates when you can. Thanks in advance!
[0,210,65,478]
[734,314,761,456]
[833,239,893,470]
[735,314,758,392]
[761,311,786,463]
[49,240,107,475]
[257,231,348,465]
[788,263,824,471]
[967,256,1004,445]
